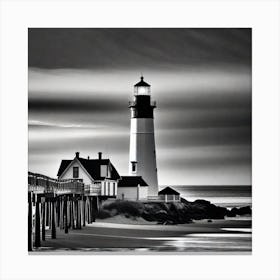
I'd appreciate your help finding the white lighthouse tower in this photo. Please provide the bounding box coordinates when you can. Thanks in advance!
[128,76,158,196]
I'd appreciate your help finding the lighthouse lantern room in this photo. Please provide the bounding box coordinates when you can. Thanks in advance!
[128,76,158,197]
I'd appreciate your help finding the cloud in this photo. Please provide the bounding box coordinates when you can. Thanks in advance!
[28,97,125,113]
[28,28,251,69]
[156,126,251,148]
[28,119,107,129]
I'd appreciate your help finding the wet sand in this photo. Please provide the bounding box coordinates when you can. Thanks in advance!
[31,217,251,253]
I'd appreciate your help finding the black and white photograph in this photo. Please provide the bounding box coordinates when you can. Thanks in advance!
[28,28,252,253]
[1,1,280,279]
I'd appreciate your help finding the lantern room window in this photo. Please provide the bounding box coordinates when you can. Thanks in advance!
[134,76,151,95]
[138,86,148,94]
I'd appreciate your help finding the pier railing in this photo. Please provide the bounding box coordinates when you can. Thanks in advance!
[28,172,84,194]
[84,184,101,195]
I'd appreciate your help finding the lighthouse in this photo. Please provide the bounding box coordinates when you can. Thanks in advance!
[128,76,158,197]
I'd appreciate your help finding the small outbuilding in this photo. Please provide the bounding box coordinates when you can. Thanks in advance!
[117,176,148,200]
[158,187,180,202]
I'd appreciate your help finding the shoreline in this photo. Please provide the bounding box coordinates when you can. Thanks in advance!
[31,216,252,253]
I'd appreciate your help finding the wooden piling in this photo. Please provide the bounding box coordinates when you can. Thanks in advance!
[88,197,91,223]
[56,197,60,227]
[59,198,64,229]
[70,198,74,229]
[51,199,56,239]
[82,197,86,227]
[91,197,93,222]
[67,198,71,228]
[46,200,49,227]
[91,197,96,222]
[77,199,81,229]
[64,196,68,234]
[74,198,77,229]
[28,192,33,251]
[75,199,79,229]
[42,201,46,241]
[49,201,52,227]
[34,195,41,247]
[73,197,76,229]
[86,197,90,224]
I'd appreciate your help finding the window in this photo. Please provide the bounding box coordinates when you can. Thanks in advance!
[100,165,107,177]
[131,162,137,172]
[73,167,79,178]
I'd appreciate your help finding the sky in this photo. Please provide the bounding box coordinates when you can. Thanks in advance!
[28,28,252,186]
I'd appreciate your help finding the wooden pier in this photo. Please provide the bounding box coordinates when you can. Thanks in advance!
[28,172,100,251]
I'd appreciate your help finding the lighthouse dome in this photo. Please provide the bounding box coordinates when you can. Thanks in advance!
[134,76,150,87]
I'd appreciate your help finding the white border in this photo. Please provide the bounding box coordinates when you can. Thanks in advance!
[0,0,280,279]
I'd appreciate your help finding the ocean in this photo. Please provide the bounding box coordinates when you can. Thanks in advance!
[165,185,252,209]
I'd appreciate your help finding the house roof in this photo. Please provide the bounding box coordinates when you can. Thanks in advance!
[57,157,121,180]
[158,187,180,195]
[118,176,148,187]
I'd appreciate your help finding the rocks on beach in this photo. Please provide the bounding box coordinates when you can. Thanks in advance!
[226,206,252,217]
[97,199,252,225]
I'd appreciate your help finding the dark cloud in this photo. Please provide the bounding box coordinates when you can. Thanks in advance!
[157,108,251,130]
[158,90,251,110]
[28,96,126,113]
[29,28,251,69]
[162,152,251,169]
[157,126,251,148]
[29,90,251,131]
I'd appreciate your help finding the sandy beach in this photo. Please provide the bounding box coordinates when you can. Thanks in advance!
[32,215,252,253]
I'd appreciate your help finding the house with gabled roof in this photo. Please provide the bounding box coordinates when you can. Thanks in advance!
[57,152,120,197]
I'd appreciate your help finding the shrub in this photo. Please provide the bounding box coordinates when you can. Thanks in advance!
[97,209,112,219]
[102,200,144,217]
